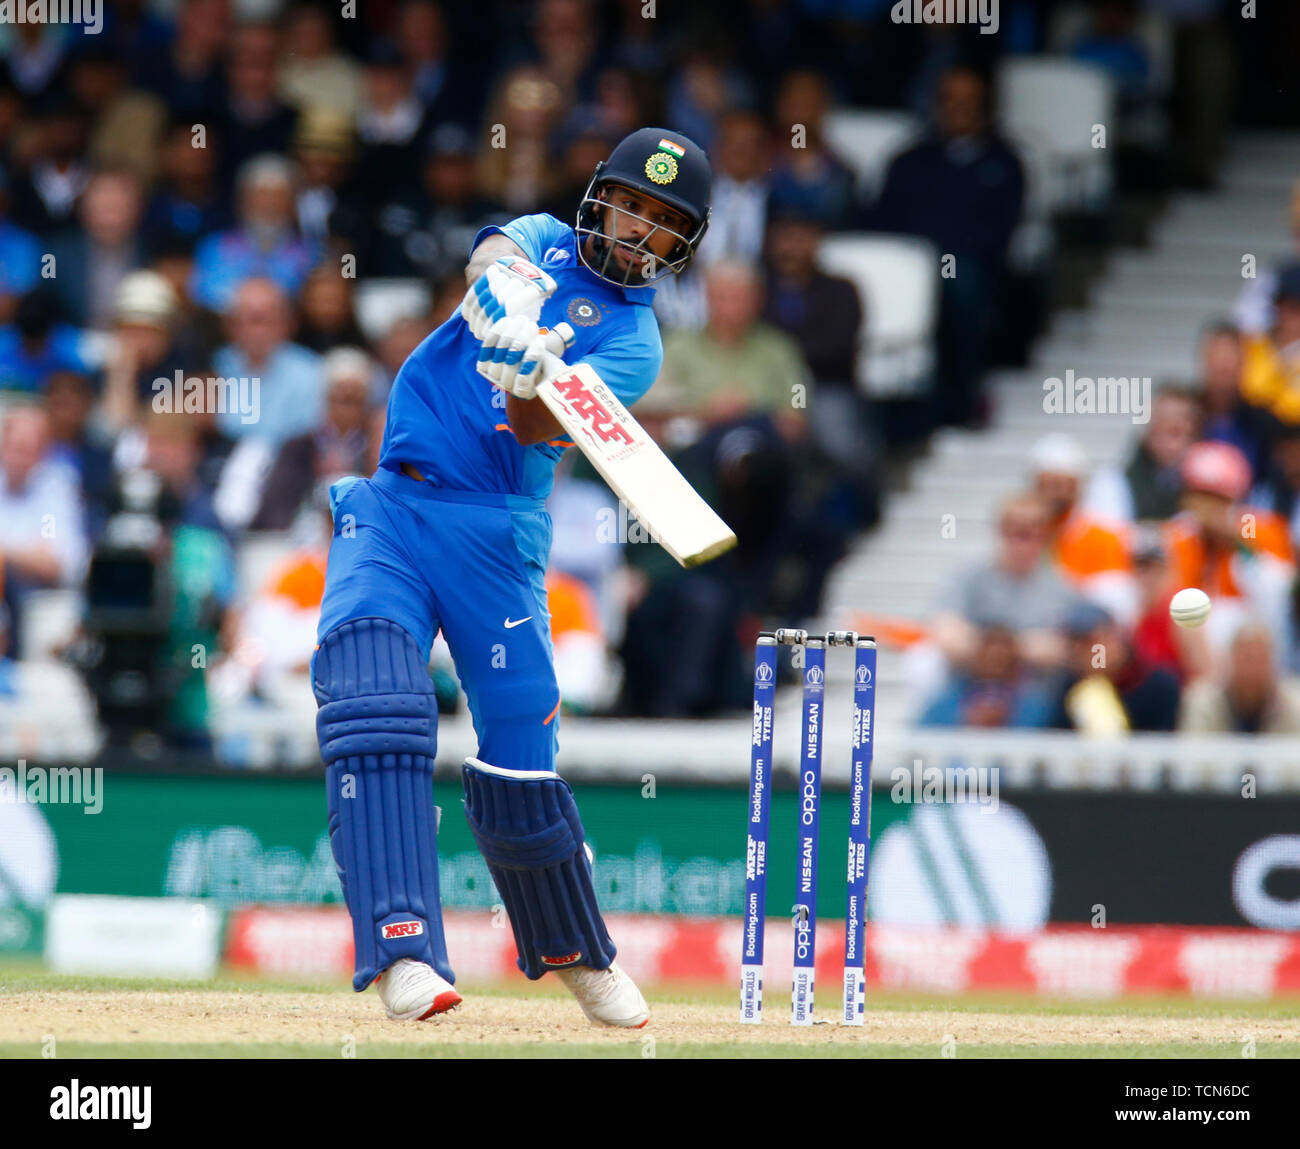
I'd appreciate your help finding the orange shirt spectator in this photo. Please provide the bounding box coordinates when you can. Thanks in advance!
[1030,434,1135,623]
[1164,511,1292,598]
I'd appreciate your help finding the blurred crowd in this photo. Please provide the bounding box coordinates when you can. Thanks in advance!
[915,223,1300,733]
[0,0,1264,747]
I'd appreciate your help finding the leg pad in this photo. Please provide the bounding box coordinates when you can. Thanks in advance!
[462,757,616,979]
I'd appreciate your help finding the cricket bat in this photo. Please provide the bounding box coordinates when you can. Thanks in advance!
[535,348,737,567]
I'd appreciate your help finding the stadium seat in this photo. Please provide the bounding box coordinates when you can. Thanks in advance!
[817,233,938,398]
[997,57,1116,212]
[353,279,433,342]
[822,109,921,201]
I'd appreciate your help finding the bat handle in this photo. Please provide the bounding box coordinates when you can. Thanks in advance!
[544,322,576,357]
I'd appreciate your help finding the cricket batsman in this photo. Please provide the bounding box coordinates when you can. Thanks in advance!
[311,128,711,1026]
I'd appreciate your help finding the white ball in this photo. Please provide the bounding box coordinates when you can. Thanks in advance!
[1170,587,1212,629]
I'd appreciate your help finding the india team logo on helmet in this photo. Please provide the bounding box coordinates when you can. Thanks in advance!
[645,152,678,184]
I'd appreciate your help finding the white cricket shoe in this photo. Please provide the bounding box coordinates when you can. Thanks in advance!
[553,962,649,1028]
[375,958,462,1021]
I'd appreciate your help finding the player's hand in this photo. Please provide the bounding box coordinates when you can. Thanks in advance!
[476,315,550,399]
[476,319,576,400]
[461,257,557,340]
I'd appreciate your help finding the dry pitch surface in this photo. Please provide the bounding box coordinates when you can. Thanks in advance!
[3,967,1300,1058]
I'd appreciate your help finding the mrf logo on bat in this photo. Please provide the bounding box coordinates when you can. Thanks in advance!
[551,371,635,449]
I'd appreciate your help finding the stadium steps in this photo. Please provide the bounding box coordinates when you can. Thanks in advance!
[820,130,1300,727]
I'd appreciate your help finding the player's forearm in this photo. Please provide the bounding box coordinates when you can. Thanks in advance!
[506,392,564,445]
[465,234,527,283]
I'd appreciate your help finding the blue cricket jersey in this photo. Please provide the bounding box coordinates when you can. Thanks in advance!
[379,213,664,501]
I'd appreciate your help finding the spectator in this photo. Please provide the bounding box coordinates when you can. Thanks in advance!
[1252,424,1300,540]
[142,119,233,248]
[1163,440,1295,666]
[277,3,362,117]
[919,626,1053,728]
[369,122,508,279]
[1029,433,1136,625]
[655,259,809,436]
[1198,320,1273,480]
[249,348,373,531]
[767,70,857,229]
[136,411,238,747]
[100,269,183,430]
[1084,384,1201,524]
[664,48,750,155]
[396,0,483,125]
[1069,0,1165,187]
[698,110,771,267]
[296,264,366,354]
[929,493,1078,679]
[44,370,115,541]
[2,21,66,101]
[762,204,880,528]
[0,76,20,168]
[1049,601,1182,733]
[292,107,365,254]
[373,312,432,397]
[655,261,822,611]
[0,405,89,591]
[217,21,298,185]
[530,0,599,104]
[873,65,1024,428]
[476,65,566,213]
[0,290,91,393]
[67,45,167,186]
[47,166,146,328]
[149,235,222,369]
[1233,180,1300,336]
[355,40,428,208]
[0,165,42,324]
[191,154,319,313]
[1240,267,1300,427]
[6,100,89,233]
[586,66,652,143]
[138,0,230,123]
[1179,620,1300,734]
[541,113,616,225]
[212,276,324,448]
[1129,526,1209,682]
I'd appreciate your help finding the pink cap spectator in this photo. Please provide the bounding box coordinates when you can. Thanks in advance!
[1181,441,1251,501]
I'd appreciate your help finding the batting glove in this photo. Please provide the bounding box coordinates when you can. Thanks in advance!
[476,319,576,400]
[461,257,557,340]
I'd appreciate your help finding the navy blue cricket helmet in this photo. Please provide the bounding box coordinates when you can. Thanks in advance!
[575,127,712,287]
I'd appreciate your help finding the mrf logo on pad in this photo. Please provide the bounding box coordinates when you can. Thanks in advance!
[541,951,582,967]
[381,920,424,939]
